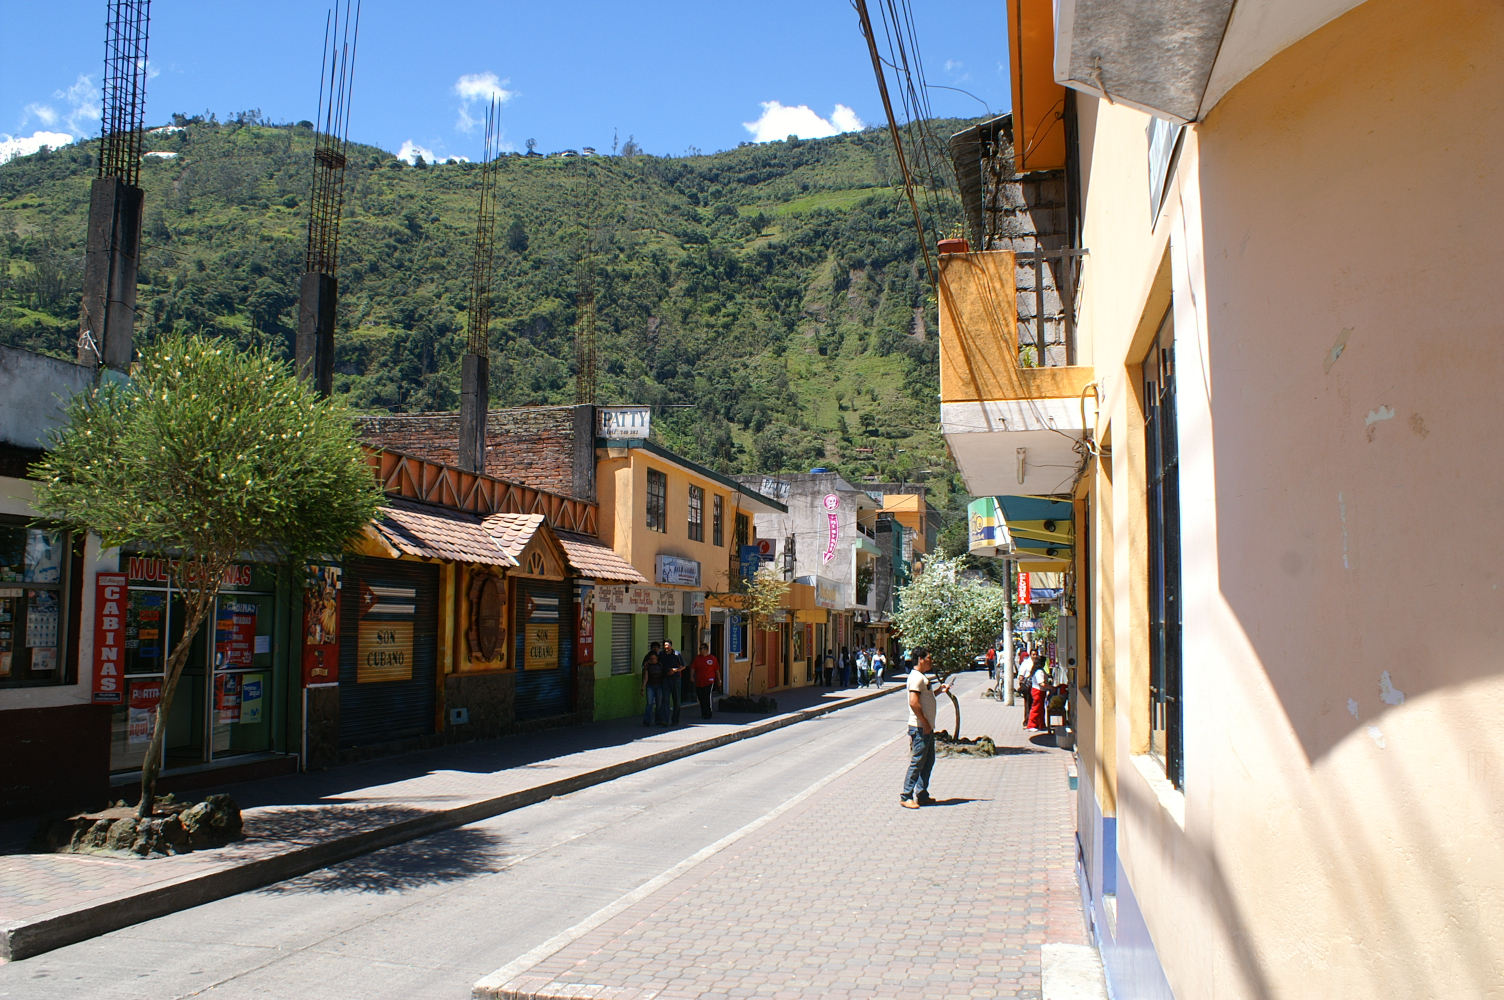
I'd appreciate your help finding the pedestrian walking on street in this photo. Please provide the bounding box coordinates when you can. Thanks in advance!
[900,648,950,808]
[823,648,837,688]
[1027,654,1049,730]
[872,648,887,686]
[661,639,686,726]
[690,642,719,720]
[985,645,997,679]
[832,647,846,687]
[641,648,669,727]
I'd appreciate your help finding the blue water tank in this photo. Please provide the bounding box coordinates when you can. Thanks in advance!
[810,467,829,474]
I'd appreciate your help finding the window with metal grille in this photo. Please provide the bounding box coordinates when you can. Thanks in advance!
[712,495,724,546]
[646,469,667,533]
[688,485,704,542]
[610,613,632,675]
[734,512,749,551]
[1144,308,1183,789]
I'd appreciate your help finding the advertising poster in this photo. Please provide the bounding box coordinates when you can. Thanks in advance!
[356,579,416,683]
[93,574,128,703]
[239,674,264,724]
[0,593,14,677]
[575,584,594,667]
[1018,571,1032,606]
[214,601,257,668]
[214,672,241,724]
[302,564,341,686]
[127,590,164,671]
[128,679,161,744]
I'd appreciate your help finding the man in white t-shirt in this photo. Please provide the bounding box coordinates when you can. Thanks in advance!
[900,648,951,808]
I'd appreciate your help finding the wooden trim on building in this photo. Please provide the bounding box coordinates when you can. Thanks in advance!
[367,447,599,535]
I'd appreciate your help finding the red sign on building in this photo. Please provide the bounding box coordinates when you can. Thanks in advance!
[1017,571,1032,607]
[302,564,342,686]
[93,573,128,703]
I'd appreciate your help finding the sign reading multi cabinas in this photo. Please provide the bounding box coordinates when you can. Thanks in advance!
[356,579,416,683]
[126,556,256,588]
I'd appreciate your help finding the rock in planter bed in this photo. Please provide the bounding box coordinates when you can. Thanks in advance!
[35,793,244,857]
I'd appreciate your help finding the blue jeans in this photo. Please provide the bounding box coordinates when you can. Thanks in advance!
[643,683,668,725]
[902,727,936,801]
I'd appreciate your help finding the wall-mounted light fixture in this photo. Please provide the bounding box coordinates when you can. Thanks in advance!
[1016,447,1027,485]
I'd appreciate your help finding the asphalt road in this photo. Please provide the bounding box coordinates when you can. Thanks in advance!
[0,692,911,1000]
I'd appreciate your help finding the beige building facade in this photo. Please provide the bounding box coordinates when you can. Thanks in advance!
[941,1,1504,996]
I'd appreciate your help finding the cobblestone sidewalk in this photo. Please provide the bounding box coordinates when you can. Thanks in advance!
[477,677,1087,1000]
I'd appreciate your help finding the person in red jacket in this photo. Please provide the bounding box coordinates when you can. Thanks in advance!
[690,642,720,720]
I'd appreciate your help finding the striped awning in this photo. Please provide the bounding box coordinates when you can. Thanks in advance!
[994,496,1073,571]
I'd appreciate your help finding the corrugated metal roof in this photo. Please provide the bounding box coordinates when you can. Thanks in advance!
[554,530,649,584]
[368,497,518,567]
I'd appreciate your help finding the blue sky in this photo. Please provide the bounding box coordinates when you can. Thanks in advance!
[2,0,1012,163]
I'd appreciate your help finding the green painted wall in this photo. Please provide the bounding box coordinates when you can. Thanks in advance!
[591,610,687,721]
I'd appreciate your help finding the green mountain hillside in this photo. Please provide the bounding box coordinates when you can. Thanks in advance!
[0,117,970,486]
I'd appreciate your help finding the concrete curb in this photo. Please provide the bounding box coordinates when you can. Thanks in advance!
[1,684,900,962]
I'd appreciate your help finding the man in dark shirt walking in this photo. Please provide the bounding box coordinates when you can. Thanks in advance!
[661,639,686,726]
[641,643,668,727]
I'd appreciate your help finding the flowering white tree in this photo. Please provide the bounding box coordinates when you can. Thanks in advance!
[892,555,1008,679]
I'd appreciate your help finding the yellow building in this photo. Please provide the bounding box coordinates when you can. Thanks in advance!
[592,439,785,717]
[940,2,1504,997]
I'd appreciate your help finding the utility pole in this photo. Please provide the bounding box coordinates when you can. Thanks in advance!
[80,0,150,373]
[1002,557,1015,705]
[296,1,359,397]
[459,97,500,474]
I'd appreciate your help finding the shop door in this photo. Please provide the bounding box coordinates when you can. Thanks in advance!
[338,557,438,749]
[765,625,780,689]
[710,622,725,688]
[514,579,575,720]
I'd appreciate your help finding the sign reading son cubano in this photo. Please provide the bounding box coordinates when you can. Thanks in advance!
[356,580,416,683]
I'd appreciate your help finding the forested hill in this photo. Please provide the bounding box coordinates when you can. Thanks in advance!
[0,117,973,488]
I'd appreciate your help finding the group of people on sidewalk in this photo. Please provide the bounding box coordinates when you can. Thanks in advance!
[820,646,889,688]
[639,640,720,727]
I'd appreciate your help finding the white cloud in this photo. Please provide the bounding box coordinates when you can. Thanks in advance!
[397,140,467,165]
[0,130,77,165]
[944,59,963,73]
[742,102,865,143]
[56,75,102,136]
[454,72,515,132]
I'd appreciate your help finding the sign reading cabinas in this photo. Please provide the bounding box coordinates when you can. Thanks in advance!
[356,579,416,683]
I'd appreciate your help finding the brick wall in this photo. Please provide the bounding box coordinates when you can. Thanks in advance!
[356,405,594,499]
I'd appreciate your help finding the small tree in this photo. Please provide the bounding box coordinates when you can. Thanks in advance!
[740,563,788,698]
[31,334,385,818]
[892,555,1009,737]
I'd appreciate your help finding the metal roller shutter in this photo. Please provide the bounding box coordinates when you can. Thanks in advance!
[611,613,632,675]
[338,556,438,748]
[514,579,574,720]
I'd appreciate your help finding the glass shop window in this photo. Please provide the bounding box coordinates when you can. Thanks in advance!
[0,519,71,688]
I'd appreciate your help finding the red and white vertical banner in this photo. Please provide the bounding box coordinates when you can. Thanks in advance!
[93,573,128,703]
[1017,571,1032,607]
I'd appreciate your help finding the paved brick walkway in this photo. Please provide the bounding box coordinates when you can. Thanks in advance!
[1,683,892,960]
[479,677,1085,1000]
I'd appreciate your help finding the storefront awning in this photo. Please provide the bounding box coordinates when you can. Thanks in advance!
[368,498,519,567]
[995,496,1074,571]
[555,530,648,584]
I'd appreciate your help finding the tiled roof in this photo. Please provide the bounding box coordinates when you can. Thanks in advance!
[482,512,548,562]
[555,530,649,584]
[369,497,517,567]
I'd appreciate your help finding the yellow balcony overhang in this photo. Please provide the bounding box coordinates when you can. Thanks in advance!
[938,251,1095,497]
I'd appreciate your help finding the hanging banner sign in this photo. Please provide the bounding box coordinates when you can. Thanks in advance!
[93,573,128,703]
[576,584,595,666]
[302,564,342,686]
[822,494,840,564]
[1018,571,1032,606]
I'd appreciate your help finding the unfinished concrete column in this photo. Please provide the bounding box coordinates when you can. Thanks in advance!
[295,271,337,397]
[79,177,144,371]
[458,353,489,474]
